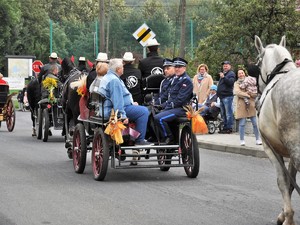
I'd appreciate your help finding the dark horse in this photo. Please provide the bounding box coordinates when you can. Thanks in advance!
[26,77,41,136]
[61,57,85,156]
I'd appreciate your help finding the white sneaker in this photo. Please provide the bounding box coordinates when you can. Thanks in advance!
[256,140,262,145]
[240,140,245,146]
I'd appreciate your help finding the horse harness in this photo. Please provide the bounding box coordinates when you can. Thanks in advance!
[256,57,292,117]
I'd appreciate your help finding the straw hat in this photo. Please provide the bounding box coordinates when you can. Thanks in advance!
[146,38,160,47]
[95,52,109,62]
[122,52,135,62]
[49,52,58,59]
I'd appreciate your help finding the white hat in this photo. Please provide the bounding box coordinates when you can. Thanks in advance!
[96,52,109,62]
[146,38,160,47]
[122,52,135,62]
[49,52,58,59]
[79,57,86,61]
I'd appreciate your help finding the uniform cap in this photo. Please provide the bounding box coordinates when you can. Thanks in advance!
[122,52,135,61]
[173,57,188,67]
[146,38,160,47]
[96,52,109,62]
[162,58,174,67]
[49,52,58,59]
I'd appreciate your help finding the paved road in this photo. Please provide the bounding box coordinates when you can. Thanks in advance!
[0,111,299,225]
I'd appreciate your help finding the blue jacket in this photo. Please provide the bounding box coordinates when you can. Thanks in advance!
[162,72,193,110]
[154,75,174,105]
[217,70,235,99]
[98,70,134,119]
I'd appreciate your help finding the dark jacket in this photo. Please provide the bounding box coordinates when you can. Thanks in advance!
[38,62,61,84]
[217,70,235,99]
[161,72,193,110]
[121,64,143,105]
[154,76,174,105]
[138,51,164,79]
[86,67,97,91]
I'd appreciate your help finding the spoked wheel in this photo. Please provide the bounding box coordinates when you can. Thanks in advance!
[42,108,49,142]
[207,121,216,134]
[157,149,172,171]
[180,125,199,178]
[6,100,15,132]
[72,123,87,174]
[92,128,109,181]
[37,108,43,140]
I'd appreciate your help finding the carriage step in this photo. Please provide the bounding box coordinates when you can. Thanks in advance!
[119,152,178,158]
[114,163,193,169]
[120,144,179,150]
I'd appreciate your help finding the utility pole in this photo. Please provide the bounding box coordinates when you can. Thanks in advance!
[99,0,105,52]
[106,0,111,55]
[179,0,186,58]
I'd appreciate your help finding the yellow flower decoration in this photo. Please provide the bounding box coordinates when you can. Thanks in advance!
[42,77,58,103]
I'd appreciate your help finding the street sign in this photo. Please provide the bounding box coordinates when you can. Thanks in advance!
[32,60,43,73]
[132,23,156,47]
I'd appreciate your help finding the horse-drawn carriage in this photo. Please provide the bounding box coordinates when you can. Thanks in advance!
[36,85,64,142]
[70,92,200,181]
[0,84,16,132]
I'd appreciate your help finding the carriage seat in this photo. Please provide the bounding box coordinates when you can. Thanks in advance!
[88,92,110,124]
[143,73,165,104]
[0,84,9,106]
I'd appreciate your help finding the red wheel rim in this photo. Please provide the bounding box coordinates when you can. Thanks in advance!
[73,131,81,170]
[93,134,103,176]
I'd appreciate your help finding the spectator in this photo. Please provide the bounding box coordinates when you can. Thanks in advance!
[98,58,152,146]
[239,68,257,111]
[234,67,262,146]
[17,90,24,111]
[199,84,220,118]
[192,64,213,104]
[217,61,235,134]
[121,52,143,105]
[154,57,193,144]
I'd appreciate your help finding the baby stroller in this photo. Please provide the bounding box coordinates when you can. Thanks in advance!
[202,106,223,134]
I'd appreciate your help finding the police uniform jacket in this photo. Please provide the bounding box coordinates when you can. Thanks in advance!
[162,72,193,110]
[138,52,164,79]
[121,64,143,105]
[154,76,174,105]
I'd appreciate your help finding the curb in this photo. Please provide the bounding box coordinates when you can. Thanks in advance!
[197,141,267,158]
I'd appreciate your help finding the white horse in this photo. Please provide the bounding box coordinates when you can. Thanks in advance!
[255,35,300,225]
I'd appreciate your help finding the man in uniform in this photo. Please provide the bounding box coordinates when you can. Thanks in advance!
[154,57,193,144]
[121,52,143,105]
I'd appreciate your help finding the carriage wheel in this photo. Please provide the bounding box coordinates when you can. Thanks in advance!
[180,125,199,178]
[92,128,109,181]
[157,149,171,171]
[72,123,87,174]
[6,100,15,132]
[37,108,43,140]
[42,109,49,142]
[207,121,216,134]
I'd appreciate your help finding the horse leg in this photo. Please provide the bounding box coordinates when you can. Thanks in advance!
[31,109,36,136]
[261,141,295,225]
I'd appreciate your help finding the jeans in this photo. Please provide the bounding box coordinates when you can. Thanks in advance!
[125,105,149,141]
[220,96,234,130]
[239,117,260,141]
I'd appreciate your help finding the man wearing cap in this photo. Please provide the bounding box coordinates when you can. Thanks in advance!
[153,58,175,105]
[86,52,109,91]
[121,52,143,105]
[38,52,61,84]
[154,57,193,144]
[77,57,89,73]
[217,60,235,134]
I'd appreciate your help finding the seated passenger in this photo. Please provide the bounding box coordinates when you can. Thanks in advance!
[198,84,220,118]
[41,64,62,100]
[0,73,8,85]
[89,62,108,94]
[98,58,152,146]
[154,57,193,144]
[153,58,175,105]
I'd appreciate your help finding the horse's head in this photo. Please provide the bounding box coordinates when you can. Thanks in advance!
[255,35,295,92]
[61,57,75,77]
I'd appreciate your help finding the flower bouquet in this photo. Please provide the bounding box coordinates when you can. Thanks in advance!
[42,77,58,103]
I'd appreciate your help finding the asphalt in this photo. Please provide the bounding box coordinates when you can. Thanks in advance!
[196,132,266,158]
